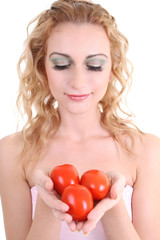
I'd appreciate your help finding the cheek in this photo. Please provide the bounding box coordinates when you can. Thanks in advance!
[100,80,109,96]
[96,72,110,89]
[45,66,59,87]
[45,69,60,97]
[94,72,110,98]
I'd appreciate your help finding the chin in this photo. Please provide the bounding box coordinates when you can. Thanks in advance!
[60,102,96,115]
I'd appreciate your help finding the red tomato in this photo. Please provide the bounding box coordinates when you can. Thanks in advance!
[80,170,110,200]
[50,164,79,195]
[62,184,93,221]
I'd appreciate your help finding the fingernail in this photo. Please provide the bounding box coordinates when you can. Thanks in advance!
[113,193,117,199]
[45,181,49,189]
[83,232,88,236]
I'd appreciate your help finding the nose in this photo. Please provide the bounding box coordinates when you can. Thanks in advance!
[69,66,87,90]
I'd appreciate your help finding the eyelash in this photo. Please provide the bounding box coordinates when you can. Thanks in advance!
[53,65,70,70]
[87,66,103,72]
[53,65,103,72]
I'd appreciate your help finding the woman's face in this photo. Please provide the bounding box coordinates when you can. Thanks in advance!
[45,22,112,115]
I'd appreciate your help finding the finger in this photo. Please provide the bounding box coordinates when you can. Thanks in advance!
[45,179,54,191]
[107,171,125,185]
[34,169,53,190]
[76,221,85,231]
[109,176,126,199]
[50,197,69,212]
[82,200,110,234]
[67,221,77,232]
[81,202,107,234]
[36,185,69,211]
[82,220,96,235]
[82,195,122,235]
[52,209,72,223]
[106,172,126,199]
[87,197,119,221]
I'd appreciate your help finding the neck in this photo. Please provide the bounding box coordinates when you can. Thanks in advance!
[55,106,107,141]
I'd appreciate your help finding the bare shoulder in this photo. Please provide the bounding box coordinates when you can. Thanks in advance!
[0,132,24,167]
[0,132,25,186]
[0,131,23,153]
[131,133,160,238]
[131,132,160,178]
[135,132,160,165]
[140,132,160,150]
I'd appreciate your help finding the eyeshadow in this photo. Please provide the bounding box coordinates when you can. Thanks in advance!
[50,56,70,65]
[85,58,107,66]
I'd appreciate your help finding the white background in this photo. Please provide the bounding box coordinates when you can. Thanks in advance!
[0,0,160,239]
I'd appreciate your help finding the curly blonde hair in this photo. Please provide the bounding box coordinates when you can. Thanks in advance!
[17,0,141,164]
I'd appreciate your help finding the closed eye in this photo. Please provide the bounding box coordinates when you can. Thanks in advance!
[53,65,103,71]
[53,64,71,70]
[87,65,103,72]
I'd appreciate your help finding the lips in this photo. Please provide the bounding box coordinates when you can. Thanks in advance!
[66,93,91,101]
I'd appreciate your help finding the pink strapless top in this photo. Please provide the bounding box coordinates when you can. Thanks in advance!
[31,185,133,240]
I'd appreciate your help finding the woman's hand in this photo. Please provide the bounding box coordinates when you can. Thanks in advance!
[76,171,126,235]
[34,169,75,228]
[34,170,126,234]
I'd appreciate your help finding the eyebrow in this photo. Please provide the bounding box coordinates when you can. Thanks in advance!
[49,52,71,59]
[86,54,108,59]
[49,52,108,59]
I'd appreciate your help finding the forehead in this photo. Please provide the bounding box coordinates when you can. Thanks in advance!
[46,22,111,55]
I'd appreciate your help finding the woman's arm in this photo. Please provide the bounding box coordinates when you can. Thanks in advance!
[0,134,63,240]
[101,134,160,240]
[0,134,32,240]
[26,194,61,240]
[131,134,160,239]
[101,198,141,240]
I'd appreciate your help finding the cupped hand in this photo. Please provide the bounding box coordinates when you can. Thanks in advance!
[34,169,126,234]
[76,171,126,235]
[34,169,75,228]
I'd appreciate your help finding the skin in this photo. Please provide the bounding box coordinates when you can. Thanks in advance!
[45,23,112,131]
[0,22,160,240]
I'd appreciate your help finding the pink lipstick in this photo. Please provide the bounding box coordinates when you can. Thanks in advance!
[66,94,91,101]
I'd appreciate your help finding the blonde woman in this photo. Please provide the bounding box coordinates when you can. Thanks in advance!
[0,0,160,239]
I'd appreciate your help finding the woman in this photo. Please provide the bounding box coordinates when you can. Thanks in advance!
[0,0,160,239]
